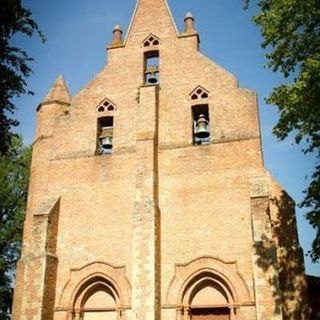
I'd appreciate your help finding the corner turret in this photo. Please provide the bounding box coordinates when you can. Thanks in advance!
[36,75,71,138]
[38,75,71,110]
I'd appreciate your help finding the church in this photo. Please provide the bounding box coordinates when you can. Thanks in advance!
[12,0,309,319]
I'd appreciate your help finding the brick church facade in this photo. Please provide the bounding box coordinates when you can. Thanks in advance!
[12,0,309,319]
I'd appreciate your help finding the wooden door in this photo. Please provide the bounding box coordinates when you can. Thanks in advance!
[191,308,230,320]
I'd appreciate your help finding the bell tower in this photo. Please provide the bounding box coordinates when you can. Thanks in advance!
[13,1,309,320]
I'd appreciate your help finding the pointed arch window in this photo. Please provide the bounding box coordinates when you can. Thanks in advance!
[96,98,116,155]
[142,35,161,85]
[190,86,209,100]
[143,34,160,47]
[97,99,116,113]
[189,87,211,145]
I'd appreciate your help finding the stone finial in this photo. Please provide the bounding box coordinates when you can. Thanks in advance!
[184,12,196,34]
[42,75,71,104]
[111,24,123,46]
[185,12,194,19]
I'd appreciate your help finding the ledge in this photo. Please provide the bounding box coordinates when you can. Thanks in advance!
[37,100,71,112]
[107,43,125,50]
[159,135,260,151]
[179,32,200,43]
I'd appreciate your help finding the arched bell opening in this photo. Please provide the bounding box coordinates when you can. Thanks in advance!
[144,50,160,85]
[97,116,114,155]
[72,276,122,320]
[192,105,210,145]
[95,98,116,155]
[180,272,237,320]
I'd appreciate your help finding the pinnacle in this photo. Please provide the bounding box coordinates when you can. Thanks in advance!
[185,12,194,19]
[43,75,71,104]
[113,24,122,31]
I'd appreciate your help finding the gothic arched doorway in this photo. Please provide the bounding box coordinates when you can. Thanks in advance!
[181,272,236,320]
[72,277,120,320]
[190,279,231,319]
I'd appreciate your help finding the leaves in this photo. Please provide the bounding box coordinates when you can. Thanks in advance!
[0,136,31,319]
[0,0,44,155]
[303,165,320,262]
[0,1,42,316]
[246,0,320,262]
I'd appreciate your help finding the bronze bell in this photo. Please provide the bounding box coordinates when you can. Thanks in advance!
[100,136,113,150]
[148,73,158,84]
[99,127,113,150]
[194,114,210,139]
[146,65,159,84]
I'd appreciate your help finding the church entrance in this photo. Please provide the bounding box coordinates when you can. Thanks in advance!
[82,311,117,320]
[71,277,120,320]
[177,271,237,320]
[191,308,230,320]
[81,289,117,320]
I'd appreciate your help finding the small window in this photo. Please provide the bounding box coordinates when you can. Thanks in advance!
[97,116,113,154]
[97,99,116,113]
[192,105,210,145]
[143,34,160,47]
[190,86,209,100]
[144,50,159,85]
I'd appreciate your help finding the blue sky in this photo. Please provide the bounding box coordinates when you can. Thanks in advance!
[14,0,319,275]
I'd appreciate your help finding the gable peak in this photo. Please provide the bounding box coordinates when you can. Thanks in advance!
[126,0,178,41]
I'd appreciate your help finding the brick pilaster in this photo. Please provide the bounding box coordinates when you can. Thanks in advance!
[132,85,160,320]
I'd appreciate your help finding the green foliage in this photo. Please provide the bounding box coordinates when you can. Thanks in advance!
[0,136,31,319]
[0,0,44,155]
[246,0,320,261]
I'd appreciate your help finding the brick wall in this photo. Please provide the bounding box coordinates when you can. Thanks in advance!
[12,1,308,319]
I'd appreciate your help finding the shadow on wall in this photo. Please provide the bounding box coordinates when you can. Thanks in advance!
[254,191,310,319]
[307,275,320,319]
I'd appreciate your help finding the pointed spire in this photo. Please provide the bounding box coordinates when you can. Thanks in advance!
[126,0,178,42]
[42,75,71,104]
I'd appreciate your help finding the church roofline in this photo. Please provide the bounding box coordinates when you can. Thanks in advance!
[124,0,180,44]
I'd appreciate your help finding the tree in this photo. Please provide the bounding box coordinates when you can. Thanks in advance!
[245,0,320,262]
[0,0,44,155]
[0,136,31,319]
